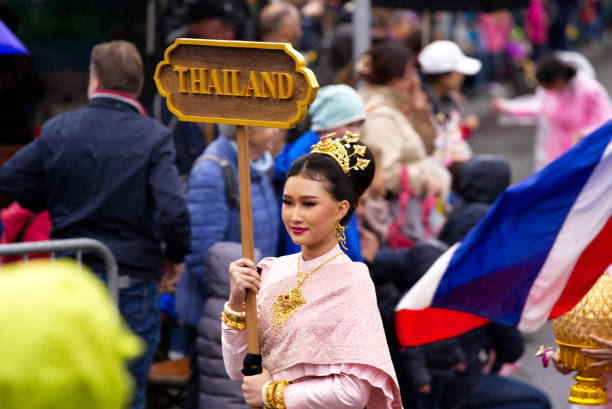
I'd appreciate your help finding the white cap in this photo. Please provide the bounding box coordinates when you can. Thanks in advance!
[418,40,482,75]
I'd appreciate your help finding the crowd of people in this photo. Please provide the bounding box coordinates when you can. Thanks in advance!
[1,1,612,409]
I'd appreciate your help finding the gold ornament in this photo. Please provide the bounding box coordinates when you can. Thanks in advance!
[272,287,307,329]
[335,222,348,251]
[310,131,371,174]
[220,301,246,330]
[272,380,290,409]
[265,381,276,408]
[263,380,290,409]
[272,252,344,328]
[552,272,612,406]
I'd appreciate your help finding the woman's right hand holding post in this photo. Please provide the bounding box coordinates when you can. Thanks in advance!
[228,258,261,312]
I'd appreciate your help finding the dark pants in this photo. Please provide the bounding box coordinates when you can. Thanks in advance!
[411,374,551,409]
[120,278,161,409]
[462,374,551,409]
[483,52,508,84]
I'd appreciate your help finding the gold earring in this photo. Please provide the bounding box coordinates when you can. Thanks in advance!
[335,221,348,251]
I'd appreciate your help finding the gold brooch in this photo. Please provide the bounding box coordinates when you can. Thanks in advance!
[271,252,344,328]
[272,287,306,328]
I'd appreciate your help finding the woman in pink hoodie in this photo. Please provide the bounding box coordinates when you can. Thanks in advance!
[493,54,612,170]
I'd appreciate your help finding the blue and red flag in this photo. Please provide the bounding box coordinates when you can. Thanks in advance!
[396,121,612,346]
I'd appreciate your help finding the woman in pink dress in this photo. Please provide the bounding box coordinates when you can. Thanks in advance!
[221,132,402,409]
[494,54,612,170]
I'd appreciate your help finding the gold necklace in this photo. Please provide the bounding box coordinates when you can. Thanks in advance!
[272,252,344,328]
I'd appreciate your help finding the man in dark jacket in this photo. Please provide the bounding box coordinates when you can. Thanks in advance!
[0,40,190,409]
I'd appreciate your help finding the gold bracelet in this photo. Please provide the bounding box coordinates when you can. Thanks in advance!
[272,380,290,409]
[224,301,246,317]
[264,380,276,408]
[220,302,246,330]
[220,312,245,330]
[220,310,246,330]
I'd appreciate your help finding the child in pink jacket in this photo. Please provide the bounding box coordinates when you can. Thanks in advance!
[494,54,612,170]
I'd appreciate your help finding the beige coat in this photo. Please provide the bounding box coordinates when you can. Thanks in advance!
[359,84,450,197]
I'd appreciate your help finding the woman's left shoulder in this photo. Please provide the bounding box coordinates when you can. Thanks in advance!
[337,262,378,304]
[351,261,370,275]
[343,261,374,285]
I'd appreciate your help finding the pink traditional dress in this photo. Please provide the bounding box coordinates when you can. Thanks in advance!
[222,244,402,409]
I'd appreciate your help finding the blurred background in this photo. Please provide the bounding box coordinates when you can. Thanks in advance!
[2,0,612,148]
[2,1,612,407]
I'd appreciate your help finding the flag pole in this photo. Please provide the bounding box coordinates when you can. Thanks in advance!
[236,125,262,408]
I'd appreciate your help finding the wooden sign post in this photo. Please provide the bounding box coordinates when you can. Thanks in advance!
[155,39,318,392]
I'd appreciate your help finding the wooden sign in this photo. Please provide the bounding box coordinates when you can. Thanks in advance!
[154,38,319,129]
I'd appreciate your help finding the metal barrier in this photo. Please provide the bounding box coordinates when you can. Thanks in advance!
[0,238,119,304]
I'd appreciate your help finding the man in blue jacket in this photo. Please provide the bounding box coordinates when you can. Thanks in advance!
[0,41,190,409]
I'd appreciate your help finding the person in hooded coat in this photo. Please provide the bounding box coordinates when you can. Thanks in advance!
[371,240,467,409]
[430,155,550,409]
[438,155,511,246]
[195,242,261,409]
[374,239,550,409]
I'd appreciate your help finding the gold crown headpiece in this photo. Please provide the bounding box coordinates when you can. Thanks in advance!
[310,131,371,174]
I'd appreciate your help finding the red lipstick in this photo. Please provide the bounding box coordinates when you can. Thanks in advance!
[291,227,307,235]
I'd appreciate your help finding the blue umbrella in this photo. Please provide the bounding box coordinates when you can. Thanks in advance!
[0,19,28,56]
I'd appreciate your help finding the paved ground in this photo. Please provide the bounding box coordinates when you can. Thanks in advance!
[463,42,612,409]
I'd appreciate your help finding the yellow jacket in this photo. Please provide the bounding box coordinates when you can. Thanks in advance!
[0,260,142,409]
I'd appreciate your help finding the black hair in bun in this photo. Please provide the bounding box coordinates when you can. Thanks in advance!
[286,142,375,226]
